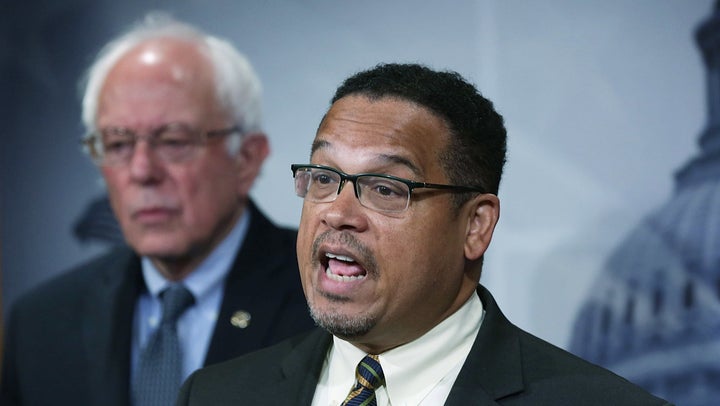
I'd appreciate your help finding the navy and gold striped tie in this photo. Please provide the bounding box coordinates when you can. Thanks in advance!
[342,354,385,406]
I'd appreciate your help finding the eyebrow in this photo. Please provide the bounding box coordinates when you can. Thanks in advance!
[310,139,329,156]
[310,139,422,177]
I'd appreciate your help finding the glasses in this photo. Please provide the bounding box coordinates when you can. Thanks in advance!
[82,123,241,166]
[291,164,485,213]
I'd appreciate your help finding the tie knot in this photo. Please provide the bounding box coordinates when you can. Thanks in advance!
[160,284,194,325]
[356,354,385,390]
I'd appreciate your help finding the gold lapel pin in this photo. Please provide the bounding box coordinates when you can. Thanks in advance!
[230,310,251,328]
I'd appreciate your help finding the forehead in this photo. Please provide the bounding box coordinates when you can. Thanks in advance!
[97,38,222,126]
[312,95,450,176]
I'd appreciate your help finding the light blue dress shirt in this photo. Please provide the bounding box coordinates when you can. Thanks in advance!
[130,209,250,382]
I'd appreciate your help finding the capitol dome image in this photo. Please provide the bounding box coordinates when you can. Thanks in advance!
[569,3,720,405]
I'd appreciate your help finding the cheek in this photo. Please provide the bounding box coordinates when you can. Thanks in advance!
[296,218,317,299]
[378,222,462,306]
[101,167,122,190]
[101,170,131,216]
[379,214,458,277]
[170,165,238,227]
[297,206,317,265]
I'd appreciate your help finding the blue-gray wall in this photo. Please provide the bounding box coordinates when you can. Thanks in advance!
[2,0,712,367]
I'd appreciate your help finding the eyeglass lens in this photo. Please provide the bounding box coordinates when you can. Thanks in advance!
[294,167,411,213]
[92,125,205,165]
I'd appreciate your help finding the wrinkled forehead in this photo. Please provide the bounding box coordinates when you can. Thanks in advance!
[310,95,450,177]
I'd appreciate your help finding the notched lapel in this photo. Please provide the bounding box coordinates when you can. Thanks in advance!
[445,286,525,405]
[205,202,303,365]
[278,330,333,404]
[82,249,142,406]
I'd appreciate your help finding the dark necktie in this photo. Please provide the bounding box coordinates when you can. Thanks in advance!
[341,354,386,406]
[133,284,195,406]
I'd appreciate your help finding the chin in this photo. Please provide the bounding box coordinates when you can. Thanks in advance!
[308,301,376,339]
[131,238,188,260]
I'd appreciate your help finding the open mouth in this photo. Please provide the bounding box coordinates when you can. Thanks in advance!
[324,252,368,282]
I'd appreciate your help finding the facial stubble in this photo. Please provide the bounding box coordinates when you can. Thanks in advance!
[307,230,380,339]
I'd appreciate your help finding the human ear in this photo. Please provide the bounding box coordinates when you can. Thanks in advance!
[464,193,500,261]
[235,132,270,196]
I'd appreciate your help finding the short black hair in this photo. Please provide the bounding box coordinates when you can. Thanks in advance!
[331,63,507,206]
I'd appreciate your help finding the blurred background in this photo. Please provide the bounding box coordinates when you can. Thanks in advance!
[2,1,717,404]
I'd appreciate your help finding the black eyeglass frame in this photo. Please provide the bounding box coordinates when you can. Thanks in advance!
[291,163,486,213]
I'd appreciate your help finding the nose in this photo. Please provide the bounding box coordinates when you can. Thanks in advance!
[320,180,368,231]
[128,140,164,184]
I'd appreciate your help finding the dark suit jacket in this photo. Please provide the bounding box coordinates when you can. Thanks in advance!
[1,201,315,406]
[177,285,671,406]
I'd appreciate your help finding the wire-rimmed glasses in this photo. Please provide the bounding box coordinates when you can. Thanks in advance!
[82,123,241,166]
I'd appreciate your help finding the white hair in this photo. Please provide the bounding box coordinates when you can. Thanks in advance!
[80,12,262,150]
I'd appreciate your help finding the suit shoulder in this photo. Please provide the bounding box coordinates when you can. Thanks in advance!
[8,247,136,315]
[515,329,668,404]
[256,216,297,249]
[179,330,325,404]
[200,330,314,377]
[240,207,299,282]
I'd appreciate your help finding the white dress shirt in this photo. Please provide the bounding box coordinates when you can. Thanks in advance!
[131,209,250,381]
[311,292,484,406]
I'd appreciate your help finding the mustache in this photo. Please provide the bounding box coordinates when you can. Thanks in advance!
[311,230,379,277]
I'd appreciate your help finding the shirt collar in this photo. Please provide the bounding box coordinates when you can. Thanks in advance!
[141,208,251,301]
[330,291,484,404]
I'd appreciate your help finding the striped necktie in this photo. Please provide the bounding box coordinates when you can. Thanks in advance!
[341,354,385,406]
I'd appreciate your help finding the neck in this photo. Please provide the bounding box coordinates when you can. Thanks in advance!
[151,256,203,282]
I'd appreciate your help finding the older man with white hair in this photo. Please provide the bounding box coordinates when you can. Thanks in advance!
[1,14,313,406]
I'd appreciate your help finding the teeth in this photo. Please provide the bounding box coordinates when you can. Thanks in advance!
[326,252,355,262]
[326,268,366,282]
[324,252,364,282]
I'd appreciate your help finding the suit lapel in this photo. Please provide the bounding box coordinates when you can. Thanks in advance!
[204,201,300,365]
[243,286,523,405]
[82,249,143,406]
[445,285,524,405]
[278,330,333,403]
[278,293,523,406]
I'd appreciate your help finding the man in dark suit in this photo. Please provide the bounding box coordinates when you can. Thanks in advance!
[0,14,313,406]
[178,63,671,405]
